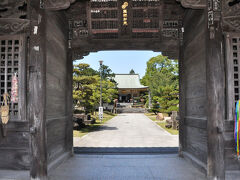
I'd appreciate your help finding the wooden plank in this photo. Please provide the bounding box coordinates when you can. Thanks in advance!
[184,116,207,129]
[185,126,208,164]
[185,83,206,99]
[224,120,234,132]
[4,121,29,132]
[46,117,67,149]
[185,97,206,117]
[206,13,225,179]
[28,0,47,179]
[225,148,240,171]
[0,149,29,170]
[65,53,73,154]
[181,9,208,173]
[0,131,29,149]
[223,132,234,148]
[18,34,27,122]
[44,10,71,170]
[225,33,235,121]
[178,32,185,155]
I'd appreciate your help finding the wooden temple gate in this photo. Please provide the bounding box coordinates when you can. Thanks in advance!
[0,0,240,179]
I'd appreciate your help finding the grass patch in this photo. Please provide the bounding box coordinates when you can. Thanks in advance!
[156,122,179,135]
[73,112,116,138]
[145,113,179,135]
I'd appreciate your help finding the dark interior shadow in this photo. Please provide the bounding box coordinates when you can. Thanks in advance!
[74,147,178,154]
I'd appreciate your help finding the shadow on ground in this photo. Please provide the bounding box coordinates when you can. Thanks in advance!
[74,125,118,131]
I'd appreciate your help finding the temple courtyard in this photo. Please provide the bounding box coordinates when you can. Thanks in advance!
[74,113,178,149]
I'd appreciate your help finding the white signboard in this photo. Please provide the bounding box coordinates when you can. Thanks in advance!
[99,106,103,120]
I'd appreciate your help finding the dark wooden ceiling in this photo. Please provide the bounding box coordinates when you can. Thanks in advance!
[67,0,185,59]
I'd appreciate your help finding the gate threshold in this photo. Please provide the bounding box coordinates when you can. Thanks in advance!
[74,147,178,154]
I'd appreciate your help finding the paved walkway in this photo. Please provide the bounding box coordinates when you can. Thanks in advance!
[49,154,206,180]
[74,113,178,148]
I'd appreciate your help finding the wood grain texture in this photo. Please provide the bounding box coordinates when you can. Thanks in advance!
[0,149,29,170]
[182,9,208,172]
[28,0,47,179]
[184,117,207,129]
[206,10,225,179]
[0,18,30,35]
[65,53,73,154]
[0,32,28,170]
[0,131,29,149]
[178,32,185,156]
[44,10,71,172]
[185,126,208,164]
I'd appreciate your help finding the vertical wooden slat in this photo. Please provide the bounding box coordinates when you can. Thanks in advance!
[28,0,47,179]
[206,11,225,179]
[18,35,27,121]
[65,53,73,154]
[178,39,185,156]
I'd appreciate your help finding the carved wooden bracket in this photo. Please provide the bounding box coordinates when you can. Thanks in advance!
[0,18,30,35]
[222,0,240,32]
[0,0,27,18]
[223,17,240,32]
[42,0,76,10]
[177,0,206,9]
[72,50,90,61]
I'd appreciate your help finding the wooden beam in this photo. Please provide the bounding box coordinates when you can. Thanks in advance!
[178,36,186,156]
[28,0,47,179]
[65,53,73,154]
[0,18,30,35]
[42,0,76,10]
[177,0,206,9]
[206,10,225,180]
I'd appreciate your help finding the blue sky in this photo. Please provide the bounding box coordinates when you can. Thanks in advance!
[75,50,161,78]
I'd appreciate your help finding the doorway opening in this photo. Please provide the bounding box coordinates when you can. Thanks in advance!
[72,50,179,154]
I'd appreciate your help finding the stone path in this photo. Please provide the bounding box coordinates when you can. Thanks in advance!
[74,113,178,148]
[49,154,206,180]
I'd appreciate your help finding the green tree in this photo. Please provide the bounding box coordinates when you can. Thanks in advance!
[98,64,115,80]
[73,63,98,76]
[73,63,118,114]
[141,55,179,114]
[129,69,135,74]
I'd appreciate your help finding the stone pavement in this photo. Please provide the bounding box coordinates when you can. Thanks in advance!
[74,113,178,149]
[49,154,206,180]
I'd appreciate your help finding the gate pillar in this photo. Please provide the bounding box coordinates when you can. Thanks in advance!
[206,7,225,180]
[28,0,47,179]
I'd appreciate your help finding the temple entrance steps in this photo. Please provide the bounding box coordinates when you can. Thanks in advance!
[117,107,146,113]
[117,102,133,108]
[116,103,146,113]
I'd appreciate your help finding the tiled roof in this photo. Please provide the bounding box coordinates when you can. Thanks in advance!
[114,74,148,89]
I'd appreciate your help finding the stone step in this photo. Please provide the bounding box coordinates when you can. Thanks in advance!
[117,108,146,113]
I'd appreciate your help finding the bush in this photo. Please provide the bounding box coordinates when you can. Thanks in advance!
[74,109,85,114]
